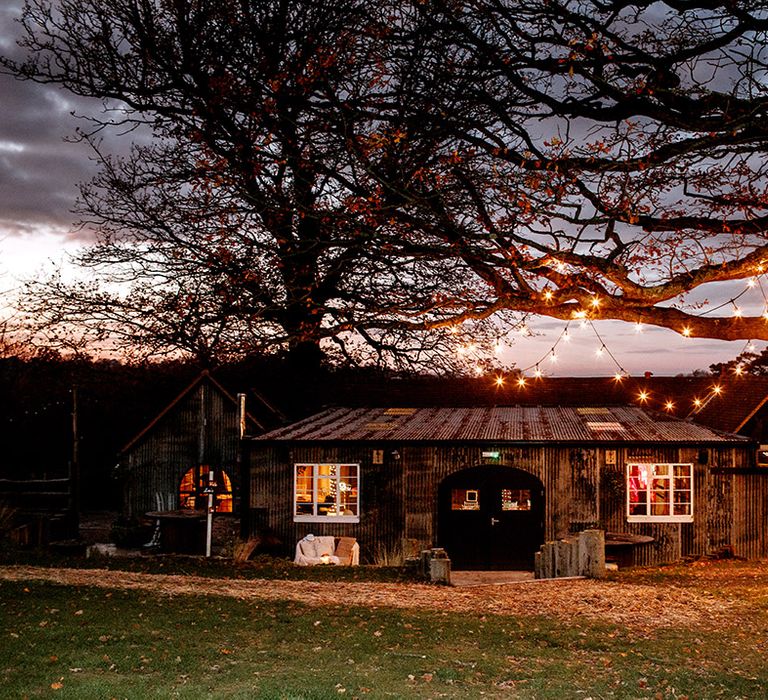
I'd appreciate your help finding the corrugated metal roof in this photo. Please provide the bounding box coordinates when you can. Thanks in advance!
[254,406,749,444]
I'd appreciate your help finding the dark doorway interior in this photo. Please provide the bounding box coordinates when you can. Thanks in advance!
[438,465,545,570]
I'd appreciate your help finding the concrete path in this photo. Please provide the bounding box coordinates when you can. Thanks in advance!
[451,570,534,586]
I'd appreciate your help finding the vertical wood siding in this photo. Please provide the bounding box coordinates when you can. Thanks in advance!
[123,382,242,517]
[247,441,768,566]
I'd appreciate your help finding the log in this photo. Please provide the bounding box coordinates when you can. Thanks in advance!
[578,529,606,579]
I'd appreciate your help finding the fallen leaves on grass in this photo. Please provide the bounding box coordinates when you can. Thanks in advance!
[1,562,766,634]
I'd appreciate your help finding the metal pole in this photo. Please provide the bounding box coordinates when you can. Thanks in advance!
[70,385,80,535]
[206,469,214,557]
[237,393,246,439]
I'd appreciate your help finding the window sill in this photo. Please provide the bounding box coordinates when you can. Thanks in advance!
[627,515,693,524]
[294,515,360,524]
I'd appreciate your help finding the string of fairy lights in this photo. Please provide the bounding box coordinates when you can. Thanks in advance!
[454,270,768,417]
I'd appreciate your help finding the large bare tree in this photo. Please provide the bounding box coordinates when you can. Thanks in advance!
[5,0,768,368]
[6,0,517,368]
[385,0,768,340]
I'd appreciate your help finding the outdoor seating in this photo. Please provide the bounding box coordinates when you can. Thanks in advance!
[294,534,359,566]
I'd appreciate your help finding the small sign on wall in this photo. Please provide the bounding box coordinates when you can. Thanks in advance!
[605,450,617,465]
[372,449,384,465]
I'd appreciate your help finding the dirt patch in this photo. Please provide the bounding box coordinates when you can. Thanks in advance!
[0,564,754,633]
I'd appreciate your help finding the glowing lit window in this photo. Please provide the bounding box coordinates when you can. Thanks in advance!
[627,463,692,523]
[179,466,233,513]
[294,464,360,523]
[451,488,480,510]
[501,489,531,511]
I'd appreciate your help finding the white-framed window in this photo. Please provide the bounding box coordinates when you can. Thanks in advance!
[294,463,360,523]
[627,463,693,523]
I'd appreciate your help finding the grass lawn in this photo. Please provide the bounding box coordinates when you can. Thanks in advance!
[0,546,421,584]
[2,562,768,699]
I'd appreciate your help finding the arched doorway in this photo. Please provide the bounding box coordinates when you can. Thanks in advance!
[438,466,545,570]
[179,466,233,513]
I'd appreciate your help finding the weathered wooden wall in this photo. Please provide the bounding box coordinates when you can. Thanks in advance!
[248,444,405,563]
[246,441,767,566]
[123,382,242,517]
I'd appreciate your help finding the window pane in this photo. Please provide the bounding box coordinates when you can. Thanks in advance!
[673,464,690,477]
[317,476,335,515]
[452,488,480,510]
[653,464,669,476]
[295,465,314,515]
[339,473,357,514]
[501,489,531,511]
[674,503,691,516]
[318,464,337,477]
[628,475,646,514]
[674,477,691,491]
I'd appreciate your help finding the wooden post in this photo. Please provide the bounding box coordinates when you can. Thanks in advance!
[556,539,576,577]
[429,557,451,584]
[429,549,451,584]
[578,529,606,578]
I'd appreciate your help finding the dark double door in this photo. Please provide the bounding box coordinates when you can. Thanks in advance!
[438,466,545,570]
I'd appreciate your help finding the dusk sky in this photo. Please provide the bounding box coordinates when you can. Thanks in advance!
[0,0,763,376]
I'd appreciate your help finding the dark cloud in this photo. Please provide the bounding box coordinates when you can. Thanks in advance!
[0,0,115,239]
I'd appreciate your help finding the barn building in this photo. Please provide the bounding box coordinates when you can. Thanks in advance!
[119,371,270,519]
[244,405,768,569]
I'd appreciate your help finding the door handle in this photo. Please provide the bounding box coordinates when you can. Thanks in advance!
[490,517,499,526]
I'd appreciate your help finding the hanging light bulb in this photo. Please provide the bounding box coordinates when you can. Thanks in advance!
[734,365,744,376]
[682,326,692,337]
[534,365,543,378]
[549,350,558,363]
[595,345,605,358]
[543,289,553,301]
[562,331,571,342]
[517,376,527,388]
[748,278,757,288]
[664,400,675,411]
[613,372,624,382]
[638,390,649,402]
[494,341,504,355]
[590,297,601,308]
[495,375,505,387]
[733,306,743,318]
[635,322,643,333]
[748,342,757,352]
[693,398,702,408]
[712,384,722,395]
